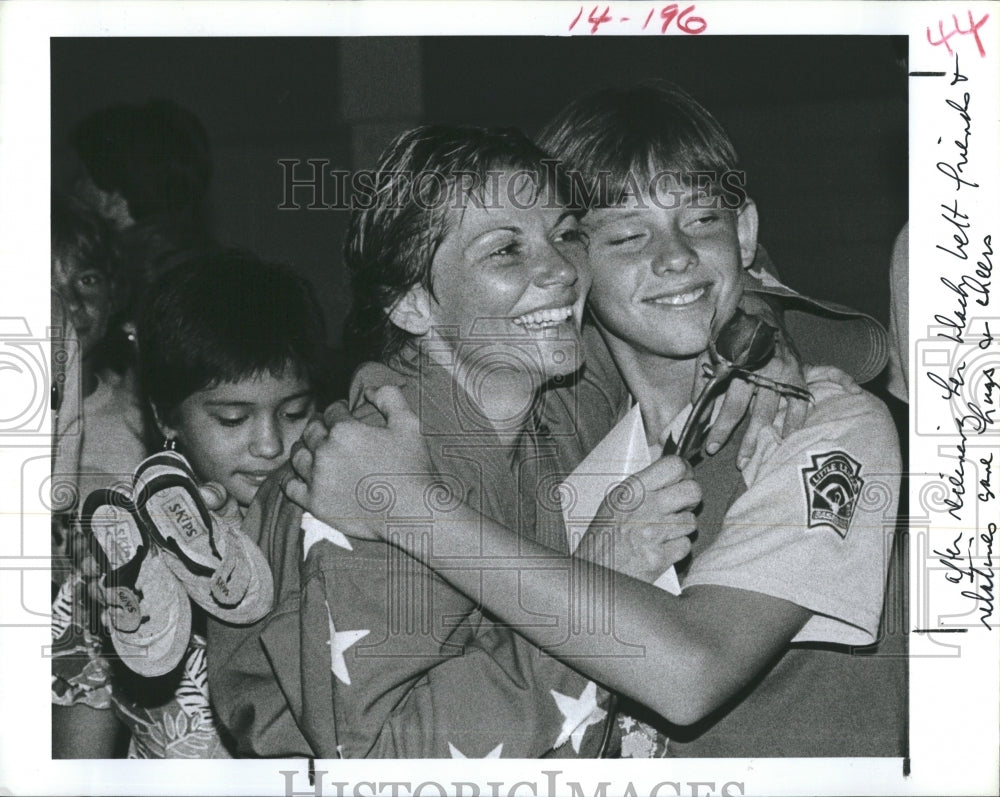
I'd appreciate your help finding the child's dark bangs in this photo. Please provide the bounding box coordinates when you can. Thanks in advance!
[205,338,319,396]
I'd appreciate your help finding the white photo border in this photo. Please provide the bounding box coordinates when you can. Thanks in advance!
[0,2,997,795]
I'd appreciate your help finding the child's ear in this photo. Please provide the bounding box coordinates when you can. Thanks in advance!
[736,199,760,269]
[387,285,434,337]
[150,404,179,446]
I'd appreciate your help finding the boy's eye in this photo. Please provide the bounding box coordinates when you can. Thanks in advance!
[606,232,646,247]
[214,415,248,428]
[554,227,587,246]
[282,408,310,422]
[684,208,725,231]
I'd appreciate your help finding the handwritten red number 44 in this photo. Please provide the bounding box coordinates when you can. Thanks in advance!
[927,10,990,57]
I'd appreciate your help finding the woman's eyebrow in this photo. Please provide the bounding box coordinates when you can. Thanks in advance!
[583,210,641,226]
[462,225,521,250]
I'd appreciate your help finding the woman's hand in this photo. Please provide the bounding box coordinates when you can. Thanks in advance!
[283,386,434,542]
[578,455,700,583]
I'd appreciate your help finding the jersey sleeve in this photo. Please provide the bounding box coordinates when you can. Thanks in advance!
[299,532,612,759]
[683,371,901,645]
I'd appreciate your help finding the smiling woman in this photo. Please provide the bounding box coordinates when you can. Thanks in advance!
[386,168,589,431]
[208,125,655,758]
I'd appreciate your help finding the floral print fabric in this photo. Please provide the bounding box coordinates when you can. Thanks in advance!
[51,563,231,758]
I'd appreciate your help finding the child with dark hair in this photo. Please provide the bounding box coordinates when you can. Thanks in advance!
[53,248,327,759]
[139,249,328,508]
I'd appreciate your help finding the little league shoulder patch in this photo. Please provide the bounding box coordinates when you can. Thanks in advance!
[801,450,865,538]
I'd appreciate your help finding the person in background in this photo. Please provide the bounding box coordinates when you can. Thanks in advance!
[69,99,216,349]
[70,99,211,236]
[50,192,146,513]
[51,191,147,758]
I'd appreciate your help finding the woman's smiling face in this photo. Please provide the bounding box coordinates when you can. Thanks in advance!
[420,171,590,382]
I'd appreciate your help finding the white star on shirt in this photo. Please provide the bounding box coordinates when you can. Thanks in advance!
[302,512,353,559]
[448,742,503,759]
[550,681,607,753]
[323,599,369,685]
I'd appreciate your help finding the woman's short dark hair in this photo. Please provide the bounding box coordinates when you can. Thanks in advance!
[342,124,574,365]
[138,249,328,422]
[537,82,745,210]
[72,99,212,224]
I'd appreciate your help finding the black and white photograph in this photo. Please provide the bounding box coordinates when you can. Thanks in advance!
[0,2,997,796]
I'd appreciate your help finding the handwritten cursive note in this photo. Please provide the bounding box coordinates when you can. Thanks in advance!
[927,48,997,630]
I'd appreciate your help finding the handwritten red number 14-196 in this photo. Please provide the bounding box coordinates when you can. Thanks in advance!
[570,5,707,35]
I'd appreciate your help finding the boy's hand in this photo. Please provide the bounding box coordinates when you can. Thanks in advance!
[283,386,434,542]
[578,455,700,583]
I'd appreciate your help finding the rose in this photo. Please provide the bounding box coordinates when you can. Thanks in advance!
[711,307,777,372]
[673,309,809,459]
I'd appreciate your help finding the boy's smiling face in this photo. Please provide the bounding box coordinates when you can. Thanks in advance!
[582,179,758,360]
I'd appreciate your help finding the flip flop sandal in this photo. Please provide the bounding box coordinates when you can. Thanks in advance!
[132,451,272,622]
[80,487,191,676]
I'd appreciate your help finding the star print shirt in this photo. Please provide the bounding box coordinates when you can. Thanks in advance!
[208,335,627,759]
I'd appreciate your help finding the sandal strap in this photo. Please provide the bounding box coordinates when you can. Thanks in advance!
[80,487,147,590]
[134,471,220,574]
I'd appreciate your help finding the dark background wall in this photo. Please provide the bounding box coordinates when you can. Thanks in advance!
[52,36,907,358]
